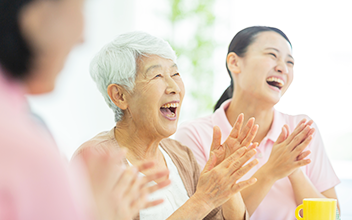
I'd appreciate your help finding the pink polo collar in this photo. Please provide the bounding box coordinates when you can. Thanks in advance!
[211,99,285,144]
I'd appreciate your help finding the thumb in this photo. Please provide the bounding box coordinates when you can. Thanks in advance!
[276,125,288,144]
[210,126,222,152]
[203,152,217,173]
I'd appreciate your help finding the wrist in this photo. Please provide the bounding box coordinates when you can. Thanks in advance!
[222,193,246,219]
[190,192,215,214]
[288,168,303,181]
[257,164,278,184]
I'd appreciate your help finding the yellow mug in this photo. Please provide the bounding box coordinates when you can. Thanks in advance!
[295,198,337,220]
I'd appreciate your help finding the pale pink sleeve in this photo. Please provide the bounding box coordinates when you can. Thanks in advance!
[0,136,92,220]
[175,123,208,170]
[306,122,341,192]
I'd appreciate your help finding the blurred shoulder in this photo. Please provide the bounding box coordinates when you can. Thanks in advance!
[72,129,116,159]
[276,110,315,128]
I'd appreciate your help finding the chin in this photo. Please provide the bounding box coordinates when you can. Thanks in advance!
[162,127,178,138]
[26,79,56,95]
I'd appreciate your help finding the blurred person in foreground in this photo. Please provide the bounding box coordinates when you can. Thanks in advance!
[175,26,340,219]
[0,0,170,219]
[72,31,261,220]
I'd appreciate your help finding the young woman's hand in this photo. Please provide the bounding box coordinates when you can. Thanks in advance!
[262,119,315,181]
[210,113,259,166]
[193,146,258,210]
[79,147,170,220]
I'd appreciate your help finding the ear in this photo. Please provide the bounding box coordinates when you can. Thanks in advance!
[107,84,129,110]
[227,52,242,75]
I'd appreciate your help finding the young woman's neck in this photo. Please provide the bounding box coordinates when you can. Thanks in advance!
[226,89,275,143]
[114,118,163,163]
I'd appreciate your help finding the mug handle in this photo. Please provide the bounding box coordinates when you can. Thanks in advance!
[295,204,304,220]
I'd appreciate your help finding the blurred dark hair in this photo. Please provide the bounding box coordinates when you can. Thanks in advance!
[0,0,34,80]
[214,26,292,111]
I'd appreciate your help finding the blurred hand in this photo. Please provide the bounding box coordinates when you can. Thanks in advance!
[263,119,315,181]
[80,147,170,220]
[210,113,259,166]
[194,146,258,210]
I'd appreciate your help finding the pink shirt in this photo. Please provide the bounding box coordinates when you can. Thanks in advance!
[175,100,340,220]
[0,72,91,220]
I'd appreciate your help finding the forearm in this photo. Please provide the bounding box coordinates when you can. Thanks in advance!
[221,192,246,220]
[166,194,212,220]
[289,169,325,205]
[240,167,276,216]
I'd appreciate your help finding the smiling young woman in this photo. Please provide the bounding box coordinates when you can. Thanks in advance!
[175,26,341,219]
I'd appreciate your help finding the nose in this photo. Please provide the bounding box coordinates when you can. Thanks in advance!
[275,60,289,75]
[165,76,181,95]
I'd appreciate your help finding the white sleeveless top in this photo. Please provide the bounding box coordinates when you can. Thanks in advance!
[127,147,190,219]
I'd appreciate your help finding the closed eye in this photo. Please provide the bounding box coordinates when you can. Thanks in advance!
[287,61,294,66]
[269,53,277,58]
[172,72,180,77]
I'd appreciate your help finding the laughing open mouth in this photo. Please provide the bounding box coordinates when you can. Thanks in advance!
[266,77,285,90]
[160,102,179,119]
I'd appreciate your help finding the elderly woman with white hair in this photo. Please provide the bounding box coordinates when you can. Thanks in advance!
[73,32,261,219]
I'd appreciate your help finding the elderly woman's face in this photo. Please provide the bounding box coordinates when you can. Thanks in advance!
[126,55,185,138]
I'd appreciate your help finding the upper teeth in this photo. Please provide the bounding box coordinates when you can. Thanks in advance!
[267,77,285,86]
[161,103,179,108]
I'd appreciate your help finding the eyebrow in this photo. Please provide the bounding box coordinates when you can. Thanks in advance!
[145,63,178,75]
[145,65,162,75]
[265,47,294,60]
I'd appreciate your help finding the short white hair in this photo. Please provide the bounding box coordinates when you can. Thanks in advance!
[90,31,177,122]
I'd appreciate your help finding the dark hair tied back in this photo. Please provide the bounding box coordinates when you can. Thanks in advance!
[0,0,33,80]
[214,26,291,111]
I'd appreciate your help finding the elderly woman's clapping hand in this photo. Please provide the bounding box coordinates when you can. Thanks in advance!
[194,147,258,210]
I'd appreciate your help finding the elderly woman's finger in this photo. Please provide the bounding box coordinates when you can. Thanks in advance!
[230,158,258,181]
[220,147,247,168]
[231,177,257,194]
[202,152,218,173]
[226,149,257,176]
[210,126,222,152]
[228,113,244,139]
